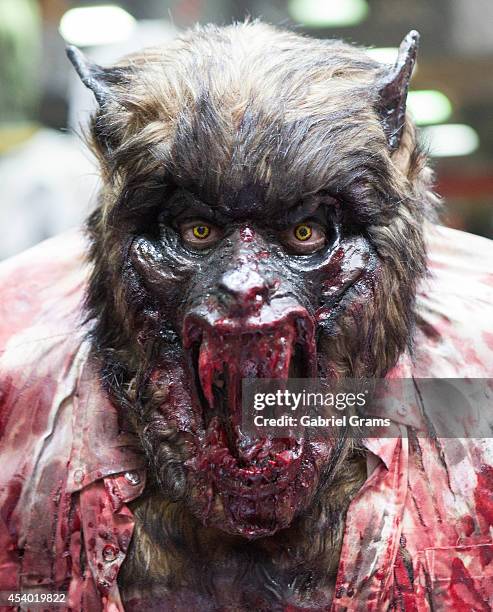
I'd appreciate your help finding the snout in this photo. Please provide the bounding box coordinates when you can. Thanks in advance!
[182,299,316,456]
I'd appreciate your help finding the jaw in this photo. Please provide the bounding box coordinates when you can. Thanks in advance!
[176,310,335,538]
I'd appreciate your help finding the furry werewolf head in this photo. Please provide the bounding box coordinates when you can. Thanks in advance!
[69,23,436,539]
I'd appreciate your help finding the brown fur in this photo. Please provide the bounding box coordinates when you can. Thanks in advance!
[84,22,437,376]
[78,21,439,606]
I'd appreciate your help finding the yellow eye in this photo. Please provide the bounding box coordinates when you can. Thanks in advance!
[294,224,312,241]
[279,221,327,254]
[180,220,222,250]
[192,225,211,239]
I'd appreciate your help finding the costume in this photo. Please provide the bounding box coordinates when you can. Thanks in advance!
[1,224,492,610]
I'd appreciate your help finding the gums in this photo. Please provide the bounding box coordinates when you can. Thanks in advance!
[180,315,323,537]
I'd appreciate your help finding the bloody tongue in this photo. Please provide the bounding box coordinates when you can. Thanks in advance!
[197,327,296,442]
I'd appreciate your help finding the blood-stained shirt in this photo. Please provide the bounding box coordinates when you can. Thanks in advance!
[0,224,492,611]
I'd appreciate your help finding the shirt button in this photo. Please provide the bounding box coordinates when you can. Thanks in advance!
[102,544,119,562]
[124,471,141,486]
[397,404,407,416]
[73,469,84,484]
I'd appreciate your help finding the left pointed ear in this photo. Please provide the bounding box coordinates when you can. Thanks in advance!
[376,30,420,151]
[66,45,113,107]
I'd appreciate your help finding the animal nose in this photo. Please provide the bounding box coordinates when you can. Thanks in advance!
[219,268,269,310]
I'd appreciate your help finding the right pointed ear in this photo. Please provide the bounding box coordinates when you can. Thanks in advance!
[375,31,420,151]
[66,45,112,107]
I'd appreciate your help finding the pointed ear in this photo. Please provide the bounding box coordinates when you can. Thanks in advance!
[376,30,420,151]
[66,45,112,107]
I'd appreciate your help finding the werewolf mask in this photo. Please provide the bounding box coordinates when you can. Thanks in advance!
[68,23,435,539]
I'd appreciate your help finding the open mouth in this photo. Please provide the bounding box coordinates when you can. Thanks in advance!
[183,314,316,499]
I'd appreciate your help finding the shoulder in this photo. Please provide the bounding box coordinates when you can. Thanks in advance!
[414,224,493,376]
[0,230,89,462]
[0,229,89,351]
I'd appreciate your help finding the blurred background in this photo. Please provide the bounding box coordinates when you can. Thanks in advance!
[0,0,492,260]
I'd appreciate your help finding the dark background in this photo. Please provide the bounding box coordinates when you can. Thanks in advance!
[1,0,492,259]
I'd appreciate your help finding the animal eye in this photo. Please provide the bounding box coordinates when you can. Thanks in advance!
[280,221,327,254]
[193,225,210,239]
[294,223,312,241]
[180,220,222,250]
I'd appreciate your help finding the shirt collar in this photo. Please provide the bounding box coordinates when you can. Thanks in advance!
[67,344,146,493]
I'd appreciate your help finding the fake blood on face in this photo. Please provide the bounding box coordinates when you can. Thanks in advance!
[181,310,326,538]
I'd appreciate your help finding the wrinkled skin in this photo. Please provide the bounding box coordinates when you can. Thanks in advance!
[126,189,372,538]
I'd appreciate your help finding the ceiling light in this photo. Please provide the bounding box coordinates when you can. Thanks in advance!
[407,90,453,126]
[59,5,136,47]
[288,0,369,28]
[421,124,480,157]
